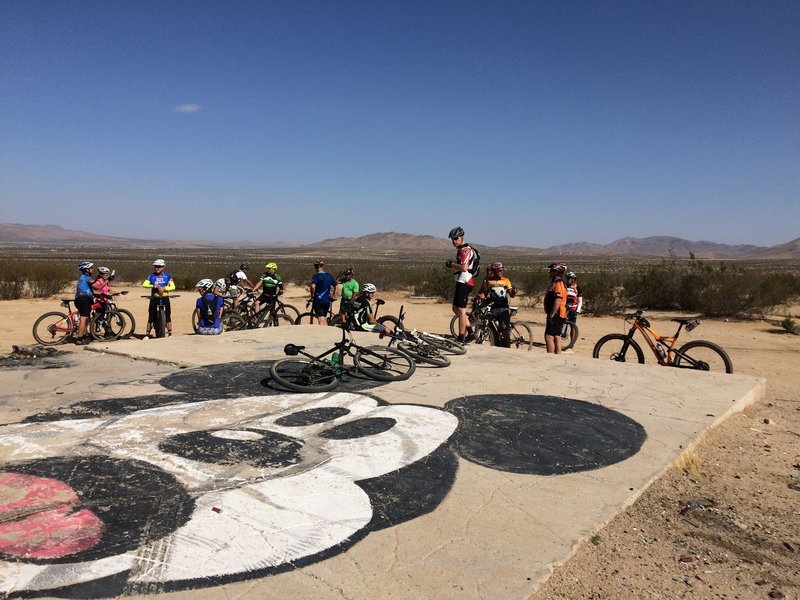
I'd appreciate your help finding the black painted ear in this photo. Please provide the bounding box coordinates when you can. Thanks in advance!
[445,394,646,475]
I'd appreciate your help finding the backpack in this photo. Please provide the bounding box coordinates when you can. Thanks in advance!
[465,244,481,277]
[201,296,217,325]
[227,270,239,286]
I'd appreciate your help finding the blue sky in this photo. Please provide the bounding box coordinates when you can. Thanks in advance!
[1,1,798,248]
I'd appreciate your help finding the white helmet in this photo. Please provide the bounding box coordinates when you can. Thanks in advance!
[97,266,111,276]
[361,283,377,293]
[214,278,227,292]
[153,258,166,267]
[78,261,93,272]
[196,278,214,291]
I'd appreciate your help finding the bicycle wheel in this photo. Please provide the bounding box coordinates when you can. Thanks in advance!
[508,321,534,351]
[89,310,125,341]
[398,341,451,367]
[355,346,416,381]
[449,313,478,338]
[32,311,74,345]
[329,313,345,327]
[153,309,166,338]
[270,358,339,392]
[191,308,200,333]
[294,312,316,325]
[276,302,301,322]
[592,334,645,364]
[377,315,403,334]
[674,340,733,374]
[115,308,136,339]
[221,311,247,331]
[417,332,467,355]
[264,314,295,327]
[561,321,579,351]
[473,324,496,346]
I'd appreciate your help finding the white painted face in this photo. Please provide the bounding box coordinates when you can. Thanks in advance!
[0,393,458,593]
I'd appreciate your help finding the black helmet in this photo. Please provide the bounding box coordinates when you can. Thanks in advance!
[240,263,250,270]
[448,226,465,240]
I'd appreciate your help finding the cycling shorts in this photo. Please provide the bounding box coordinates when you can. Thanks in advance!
[75,295,93,318]
[312,301,331,317]
[545,315,565,337]
[452,282,473,309]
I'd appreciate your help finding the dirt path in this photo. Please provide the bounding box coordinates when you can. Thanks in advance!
[3,285,799,599]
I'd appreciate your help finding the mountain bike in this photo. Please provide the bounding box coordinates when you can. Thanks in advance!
[200,293,297,331]
[592,310,733,374]
[142,294,180,338]
[270,322,416,392]
[449,301,533,350]
[378,304,466,363]
[294,297,344,326]
[32,297,125,345]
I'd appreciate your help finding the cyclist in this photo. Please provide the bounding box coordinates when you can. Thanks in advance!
[544,262,568,354]
[142,258,175,337]
[251,262,284,315]
[310,259,338,325]
[565,271,583,325]
[73,261,95,345]
[477,262,517,348]
[91,266,116,315]
[337,268,360,319]
[349,283,388,336]
[445,226,479,343]
[194,279,223,335]
[226,263,255,308]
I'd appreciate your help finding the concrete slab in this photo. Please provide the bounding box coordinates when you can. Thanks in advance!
[0,326,763,599]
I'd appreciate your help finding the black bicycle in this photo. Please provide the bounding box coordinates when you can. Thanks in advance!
[142,294,179,338]
[449,300,533,350]
[379,304,466,366]
[270,317,416,393]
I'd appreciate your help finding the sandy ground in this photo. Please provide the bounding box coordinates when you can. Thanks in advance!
[3,284,799,599]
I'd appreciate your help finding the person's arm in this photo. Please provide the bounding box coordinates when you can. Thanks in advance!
[165,279,176,293]
[142,277,153,289]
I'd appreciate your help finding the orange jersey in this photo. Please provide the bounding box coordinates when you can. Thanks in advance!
[544,279,567,319]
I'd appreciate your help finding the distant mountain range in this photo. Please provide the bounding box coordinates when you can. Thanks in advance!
[1,223,798,259]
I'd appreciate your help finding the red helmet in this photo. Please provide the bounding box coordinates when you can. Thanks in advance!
[490,262,504,272]
[548,262,566,274]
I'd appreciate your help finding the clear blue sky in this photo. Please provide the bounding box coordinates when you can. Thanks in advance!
[1,1,798,248]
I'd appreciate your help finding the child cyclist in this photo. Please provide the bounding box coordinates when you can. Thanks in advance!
[194,279,224,335]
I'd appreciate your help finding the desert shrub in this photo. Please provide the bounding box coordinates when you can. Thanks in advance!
[623,259,684,310]
[413,269,453,300]
[0,260,71,299]
[580,271,628,315]
[780,317,799,335]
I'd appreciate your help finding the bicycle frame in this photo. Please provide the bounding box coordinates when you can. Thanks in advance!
[623,311,699,366]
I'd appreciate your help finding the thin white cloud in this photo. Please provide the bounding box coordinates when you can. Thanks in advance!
[173,103,202,114]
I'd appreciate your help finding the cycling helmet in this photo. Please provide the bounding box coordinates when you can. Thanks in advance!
[343,268,354,276]
[97,266,111,276]
[153,259,166,267]
[214,278,227,292]
[196,278,214,290]
[548,262,566,273]
[313,259,324,267]
[566,271,576,279]
[361,283,377,293]
[448,226,465,240]
[78,261,93,272]
[239,263,250,270]
[490,262,504,272]
[264,262,278,269]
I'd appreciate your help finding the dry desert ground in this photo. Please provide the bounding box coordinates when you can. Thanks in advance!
[2,283,798,599]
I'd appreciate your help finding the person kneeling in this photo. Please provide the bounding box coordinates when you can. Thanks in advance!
[350,283,387,337]
[195,279,224,335]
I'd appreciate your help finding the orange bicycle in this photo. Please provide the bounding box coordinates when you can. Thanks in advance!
[592,309,733,374]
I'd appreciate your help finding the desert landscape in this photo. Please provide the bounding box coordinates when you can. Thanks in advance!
[1,280,797,599]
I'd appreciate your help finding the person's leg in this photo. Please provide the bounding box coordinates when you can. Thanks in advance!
[452,283,472,341]
[147,299,156,336]
[165,299,172,335]
[545,317,563,354]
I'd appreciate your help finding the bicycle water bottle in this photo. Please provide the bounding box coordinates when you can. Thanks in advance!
[656,343,667,362]
[331,352,339,365]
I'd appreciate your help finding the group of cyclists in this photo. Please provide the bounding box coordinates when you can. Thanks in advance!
[446,226,583,353]
[72,232,583,346]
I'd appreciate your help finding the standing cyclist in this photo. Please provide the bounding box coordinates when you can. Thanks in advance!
[544,262,568,354]
[143,258,175,337]
[252,262,284,316]
[310,259,338,325]
[565,271,583,325]
[337,268,360,319]
[73,261,95,345]
[446,226,479,343]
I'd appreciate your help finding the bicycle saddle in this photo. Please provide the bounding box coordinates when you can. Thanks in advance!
[283,344,304,356]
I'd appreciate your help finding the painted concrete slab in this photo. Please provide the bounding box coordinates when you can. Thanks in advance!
[0,326,763,599]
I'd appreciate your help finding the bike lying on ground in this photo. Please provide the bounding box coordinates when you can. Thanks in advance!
[270,312,416,392]
[449,300,533,350]
[592,309,733,374]
[33,295,128,345]
[378,304,466,365]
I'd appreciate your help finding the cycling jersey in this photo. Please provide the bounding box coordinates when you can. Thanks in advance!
[311,271,336,304]
[544,278,568,319]
[258,272,283,296]
[454,244,478,285]
[76,273,93,298]
[479,276,514,308]
[143,272,175,295]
